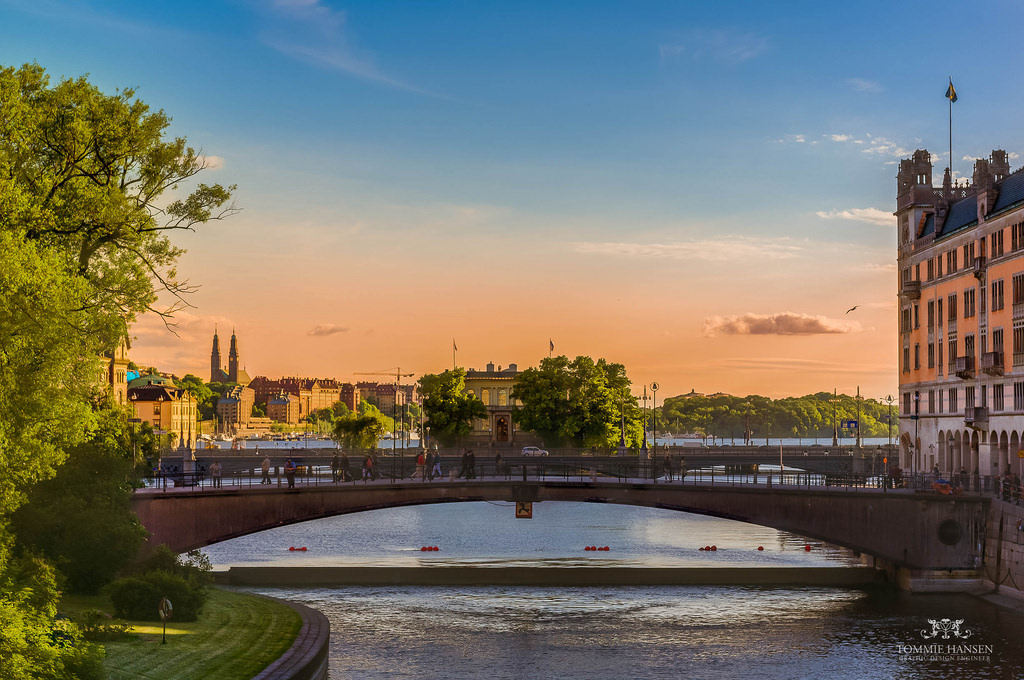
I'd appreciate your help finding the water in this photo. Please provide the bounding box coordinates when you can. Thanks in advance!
[203,503,1024,679]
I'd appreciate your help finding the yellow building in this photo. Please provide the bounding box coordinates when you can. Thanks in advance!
[128,383,198,449]
[464,362,522,445]
[897,148,1024,479]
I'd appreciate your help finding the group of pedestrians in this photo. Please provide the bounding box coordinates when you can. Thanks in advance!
[998,472,1022,504]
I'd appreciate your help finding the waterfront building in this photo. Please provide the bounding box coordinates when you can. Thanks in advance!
[896,148,1024,478]
[128,383,198,449]
[464,362,521,445]
[216,384,255,434]
[267,391,300,425]
[249,376,343,419]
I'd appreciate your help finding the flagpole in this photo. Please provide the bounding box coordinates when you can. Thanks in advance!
[947,76,954,177]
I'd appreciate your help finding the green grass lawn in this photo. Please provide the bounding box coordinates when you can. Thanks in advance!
[61,588,302,680]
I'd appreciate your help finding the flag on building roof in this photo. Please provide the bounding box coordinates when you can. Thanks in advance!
[549,339,554,352]
[945,80,957,103]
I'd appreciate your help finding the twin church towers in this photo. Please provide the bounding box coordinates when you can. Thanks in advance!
[210,328,250,385]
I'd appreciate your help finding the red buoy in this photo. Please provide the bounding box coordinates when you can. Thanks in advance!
[804,545,811,552]
[420,546,428,551]
[757,546,764,551]
[711,545,717,551]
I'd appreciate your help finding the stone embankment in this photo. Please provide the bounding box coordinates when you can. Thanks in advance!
[217,566,882,588]
[252,599,329,680]
[984,497,1024,602]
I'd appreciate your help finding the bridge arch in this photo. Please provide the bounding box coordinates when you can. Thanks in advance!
[131,480,987,574]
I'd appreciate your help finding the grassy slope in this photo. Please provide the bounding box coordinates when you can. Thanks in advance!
[62,588,302,680]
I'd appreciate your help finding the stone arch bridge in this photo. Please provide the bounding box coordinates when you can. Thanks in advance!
[131,476,988,591]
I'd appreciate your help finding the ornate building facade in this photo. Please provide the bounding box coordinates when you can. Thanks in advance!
[128,383,198,449]
[463,362,522,445]
[897,148,1024,478]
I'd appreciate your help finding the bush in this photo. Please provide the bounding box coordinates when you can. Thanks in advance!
[73,608,131,641]
[107,571,206,622]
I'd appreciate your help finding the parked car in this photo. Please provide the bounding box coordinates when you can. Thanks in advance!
[521,446,549,456]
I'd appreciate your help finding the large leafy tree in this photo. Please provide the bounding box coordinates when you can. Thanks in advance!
[0,63,234,678]
[512,355,642,448]
[333,414,387,451]
[418,369,487,447]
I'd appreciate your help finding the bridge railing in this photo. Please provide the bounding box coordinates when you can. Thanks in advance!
[138,457,1001,497]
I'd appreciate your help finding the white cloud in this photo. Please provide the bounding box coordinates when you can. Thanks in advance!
[571,236,803,262]
[307,324,349,337]
[659,29,771,64]
[702,312,860,337]
[200,155,225,170]
[846,78,882,93]
[815,207,892,226]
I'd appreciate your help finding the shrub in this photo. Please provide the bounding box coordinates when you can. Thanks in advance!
[107,571,206,622]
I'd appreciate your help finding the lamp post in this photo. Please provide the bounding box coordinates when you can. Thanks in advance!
[651,382,659,458]
[913,391,920,476]
[885,394,893,479]
[829,389,840,446]
[618,392,626,449]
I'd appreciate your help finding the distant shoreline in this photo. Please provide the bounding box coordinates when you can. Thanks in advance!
[217,565,883,588]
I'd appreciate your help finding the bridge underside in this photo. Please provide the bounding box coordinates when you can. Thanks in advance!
[131,481,988,575]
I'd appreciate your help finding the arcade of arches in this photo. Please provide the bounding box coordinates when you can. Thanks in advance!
[901,429,1024,476]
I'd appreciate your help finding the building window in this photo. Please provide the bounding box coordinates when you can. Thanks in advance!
[965,385,975,409]
[948,388,958,413]
[962,242,975,266]
[991,229,1005,258]
[903,345,910,373]
[928,390,935,414]
[1015,382,1024,410]
[994,327,1004,353]
[498,390,508,406]
[1013,273,1024,312]
[947,249,958,273]
[947,293,958,321]
[914,343,920,370]
[992,279,1005,311]
[927,300,935,329]
[1013,222,1024,251]
[994,384,1005,411]
[937,297,943,329]
[948,336,958,366]
[963,288,976,318]
[1014,321,1024,366]
[927,342,935,368]
[936,255,943,277]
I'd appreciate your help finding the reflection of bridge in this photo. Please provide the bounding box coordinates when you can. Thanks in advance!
[131,458,989,591]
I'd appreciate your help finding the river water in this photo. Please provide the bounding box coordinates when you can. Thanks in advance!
[203,503,1024,679]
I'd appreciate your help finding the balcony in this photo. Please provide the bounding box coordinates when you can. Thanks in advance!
[973,256,987,279]
[981,351,1004,376]
[901,280,921,300]
[953,355,974,379]
[965,406,988,426]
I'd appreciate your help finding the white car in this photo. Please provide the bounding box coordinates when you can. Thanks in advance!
[521,446,549,456]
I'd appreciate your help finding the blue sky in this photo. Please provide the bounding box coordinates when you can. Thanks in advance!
[4,0,1023,399]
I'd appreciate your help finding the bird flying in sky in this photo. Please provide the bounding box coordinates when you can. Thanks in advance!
[845,305,859,315]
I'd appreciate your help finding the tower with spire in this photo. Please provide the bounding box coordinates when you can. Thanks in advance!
[228,329,240,383]
[211,328,223,383]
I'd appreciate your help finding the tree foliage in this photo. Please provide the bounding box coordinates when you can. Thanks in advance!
[332,414,387,451]
[512,356,643,448]
[418,369,487,447]
[11,411,147,594]
[656,392,898,442]
[0,63,234,676]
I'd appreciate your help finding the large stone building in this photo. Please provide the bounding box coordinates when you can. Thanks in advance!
[897,148,1024,479]
[216,384,255,434]
[463,362,522,445]
[128,383,198,449]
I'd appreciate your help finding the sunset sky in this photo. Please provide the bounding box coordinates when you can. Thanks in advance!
[5,0,1024,400]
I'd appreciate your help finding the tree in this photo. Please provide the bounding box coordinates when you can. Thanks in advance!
[178,374,215,418]
[11,411,147,594]
[418,369,487,447]
[0,63,234,676]
[332,414,387,451]
[511,356,642,448]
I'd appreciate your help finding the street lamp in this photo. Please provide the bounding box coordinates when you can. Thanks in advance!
[651,382,659,458]
[829,389,840,446]
[913,391,920,476]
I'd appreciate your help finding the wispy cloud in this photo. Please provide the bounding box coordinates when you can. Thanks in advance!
[702,312,860,337]
[253,0,430,94]
[571,236,803,262]
[846,78,882,93]
[307,323,349,337]
[815,207,892,226]
[659,29,771,64]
